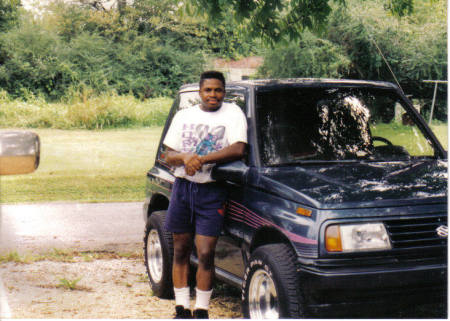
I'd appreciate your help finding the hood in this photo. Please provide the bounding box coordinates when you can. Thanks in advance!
[256,160,448,209]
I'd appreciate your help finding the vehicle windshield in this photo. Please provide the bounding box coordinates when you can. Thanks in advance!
[257,87,436,166]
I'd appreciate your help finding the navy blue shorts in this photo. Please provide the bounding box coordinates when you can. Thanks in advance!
[164,178,227,237]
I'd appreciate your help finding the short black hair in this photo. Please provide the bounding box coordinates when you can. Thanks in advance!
[199,70,226,88]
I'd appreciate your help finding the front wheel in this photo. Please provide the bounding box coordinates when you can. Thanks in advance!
[143,211,174,299]
[242,244,304,318]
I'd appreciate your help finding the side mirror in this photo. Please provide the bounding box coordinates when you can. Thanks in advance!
[0,131,40,175]
[211,161,249,185]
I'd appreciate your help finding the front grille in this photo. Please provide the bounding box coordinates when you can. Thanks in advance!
[385,213,447,249]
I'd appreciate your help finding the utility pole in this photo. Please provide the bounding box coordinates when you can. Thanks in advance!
[423,80,448,125]
[117,0,126,14]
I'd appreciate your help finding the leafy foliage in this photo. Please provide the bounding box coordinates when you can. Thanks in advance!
[0,22,74,99]
[0,0,20,32]
[258,0,447,120]
[0,0,261,100]
[325,0,447,118]
[258,31,350,78]
[0,0,446,122]
[188,0,421,43]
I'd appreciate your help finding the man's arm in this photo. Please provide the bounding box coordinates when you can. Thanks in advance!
[200,142,246,165]
[165,148,202,176]
[165,142,246,176]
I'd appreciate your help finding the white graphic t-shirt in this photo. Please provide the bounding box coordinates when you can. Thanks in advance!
[163,102,247,183]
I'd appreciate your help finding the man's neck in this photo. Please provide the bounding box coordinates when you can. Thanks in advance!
[200,103,223,112]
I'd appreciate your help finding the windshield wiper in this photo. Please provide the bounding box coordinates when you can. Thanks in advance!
[268,159,360,167]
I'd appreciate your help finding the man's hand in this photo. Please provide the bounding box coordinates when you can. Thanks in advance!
[183,153,203,176]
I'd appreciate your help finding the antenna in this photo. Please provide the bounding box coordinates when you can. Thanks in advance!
[369,36,404,93]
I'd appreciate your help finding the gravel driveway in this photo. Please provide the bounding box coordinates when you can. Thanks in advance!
[1,255,242,319]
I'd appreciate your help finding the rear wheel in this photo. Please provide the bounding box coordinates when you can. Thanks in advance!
[242,243,304,318]
[143,211,174,299]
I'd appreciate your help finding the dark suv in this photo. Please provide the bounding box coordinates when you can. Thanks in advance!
[143,79,447,318]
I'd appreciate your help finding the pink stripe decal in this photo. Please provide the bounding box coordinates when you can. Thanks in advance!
[227,200,318,245]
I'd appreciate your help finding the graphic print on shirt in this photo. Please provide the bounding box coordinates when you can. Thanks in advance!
[181,124,226,156]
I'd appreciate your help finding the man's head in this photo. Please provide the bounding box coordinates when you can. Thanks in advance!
[199,70,226,88]
[199,71,226,112]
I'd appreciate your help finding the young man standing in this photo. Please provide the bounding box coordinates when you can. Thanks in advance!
[163,71,247,319]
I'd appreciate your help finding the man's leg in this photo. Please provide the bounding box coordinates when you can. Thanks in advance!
[173,232,193,287]
[172,232,193,318]
[193,234,218,318]
[194,234,218,290]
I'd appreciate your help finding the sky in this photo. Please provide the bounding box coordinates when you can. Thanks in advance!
[21,0,118,12]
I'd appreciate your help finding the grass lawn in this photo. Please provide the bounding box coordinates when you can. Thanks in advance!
[1,128,163,203]
[1,124,447,204]
[371,123,448,156]
[430,123,448,150]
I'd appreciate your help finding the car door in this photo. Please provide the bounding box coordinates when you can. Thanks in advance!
[213,88,249,279]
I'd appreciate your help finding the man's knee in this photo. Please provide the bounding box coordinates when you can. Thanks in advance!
[197,248,215,270]
[174,246,191,264]
[173,234,192,264]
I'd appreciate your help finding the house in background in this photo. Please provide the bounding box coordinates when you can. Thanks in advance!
[213,57,263,81]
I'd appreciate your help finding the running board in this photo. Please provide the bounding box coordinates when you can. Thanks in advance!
[190,256,242,288]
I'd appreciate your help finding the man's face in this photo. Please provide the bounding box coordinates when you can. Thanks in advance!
[199,78,225,112]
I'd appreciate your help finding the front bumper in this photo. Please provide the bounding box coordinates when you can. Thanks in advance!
[298,260,447,317]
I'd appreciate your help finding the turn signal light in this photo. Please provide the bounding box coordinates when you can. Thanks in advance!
[296,207,312,217]
[325,225,343,252]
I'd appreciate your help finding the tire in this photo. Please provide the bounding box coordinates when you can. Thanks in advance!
[242,243,304,319]
[143,211,174,299]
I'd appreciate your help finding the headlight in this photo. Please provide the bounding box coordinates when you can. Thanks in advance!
[325,223,391,252]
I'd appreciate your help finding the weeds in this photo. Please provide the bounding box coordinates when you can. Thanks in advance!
[46,249,78,263]
[0,249,143,264]
[137,273,149,283]
[0,251,38,264]
[0,91,172,129]
[57,277,82,290]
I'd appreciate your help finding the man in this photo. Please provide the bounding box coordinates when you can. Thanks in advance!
[163,71,247,319]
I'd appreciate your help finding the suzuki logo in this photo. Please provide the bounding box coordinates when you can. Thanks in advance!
[436,225,448,238]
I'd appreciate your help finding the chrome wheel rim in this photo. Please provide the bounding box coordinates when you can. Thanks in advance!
[147,229,163,283]
[248,269,279,319]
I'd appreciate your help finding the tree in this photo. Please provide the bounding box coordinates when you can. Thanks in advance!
[187,0,424,43]
[324,0,446,103]
[0,0,21,32]
[257,0,447,120]
[258,31,350,78]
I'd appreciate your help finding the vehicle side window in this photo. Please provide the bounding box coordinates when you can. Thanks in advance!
[156,95,180,167]
[225,90,246,113]
[369,101,435,158]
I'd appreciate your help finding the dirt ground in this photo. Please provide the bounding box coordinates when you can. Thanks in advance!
[1,253,445,319]
[1,257,242,319]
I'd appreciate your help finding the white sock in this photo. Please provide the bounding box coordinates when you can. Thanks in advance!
[174,287,190,309]
[194,287,213,310]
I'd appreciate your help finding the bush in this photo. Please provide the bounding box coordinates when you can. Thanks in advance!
[0,0,20,32]
[0,23,75,100]
[0,1,207,101]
